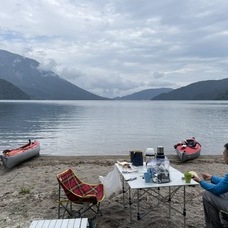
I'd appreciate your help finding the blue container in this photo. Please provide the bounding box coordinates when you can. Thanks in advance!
[144,172,151,183]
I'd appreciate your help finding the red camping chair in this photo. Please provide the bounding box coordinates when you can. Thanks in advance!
[57,168,105,219]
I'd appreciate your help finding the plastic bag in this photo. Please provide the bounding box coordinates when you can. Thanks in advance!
[99,166,122,199]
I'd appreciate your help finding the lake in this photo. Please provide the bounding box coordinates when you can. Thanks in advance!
[0,100,227,156]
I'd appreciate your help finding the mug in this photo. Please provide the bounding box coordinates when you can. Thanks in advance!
[144,172,151,183]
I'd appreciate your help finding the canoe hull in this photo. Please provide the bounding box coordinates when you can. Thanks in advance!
[1,141,40,169]
[174,138,201,162]
[175,147,201,162]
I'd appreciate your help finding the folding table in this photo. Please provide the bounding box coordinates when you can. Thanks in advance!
[115,162,198,227]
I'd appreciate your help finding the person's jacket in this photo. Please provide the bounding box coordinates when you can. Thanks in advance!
[200,173,228,196]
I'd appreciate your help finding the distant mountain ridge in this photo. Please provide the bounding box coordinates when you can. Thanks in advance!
[0,49,107,100]
[152,78,228,100]
[115,88,173,100]
[1,49,228,101]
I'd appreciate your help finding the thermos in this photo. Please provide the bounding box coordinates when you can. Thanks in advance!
[156,146,165,158]
[145,148,155,165]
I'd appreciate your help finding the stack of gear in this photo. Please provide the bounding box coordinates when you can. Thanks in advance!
[147,157,170,183]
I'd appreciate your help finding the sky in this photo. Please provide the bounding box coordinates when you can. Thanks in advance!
[0,0,228,98]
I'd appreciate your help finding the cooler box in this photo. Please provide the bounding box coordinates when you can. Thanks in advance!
[130,150,143,166]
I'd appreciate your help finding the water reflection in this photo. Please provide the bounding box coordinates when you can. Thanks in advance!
[0,101,85,150]
[0,100,227,156]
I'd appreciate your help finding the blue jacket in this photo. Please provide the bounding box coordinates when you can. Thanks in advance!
[200,173,228,196]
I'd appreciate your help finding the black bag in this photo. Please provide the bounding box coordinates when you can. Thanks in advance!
[130,151,143,166]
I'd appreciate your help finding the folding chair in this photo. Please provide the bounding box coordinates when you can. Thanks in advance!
[220,210,228,227]
[57,168,105,219]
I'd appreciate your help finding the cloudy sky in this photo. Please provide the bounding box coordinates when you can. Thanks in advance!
[0,0,228,98]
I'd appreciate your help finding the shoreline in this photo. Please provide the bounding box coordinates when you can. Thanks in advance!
[27,154,225,165]
[34,153,224,160]
[0,154,226,228]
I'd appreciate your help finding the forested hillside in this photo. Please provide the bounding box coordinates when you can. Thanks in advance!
[0,78,30,99]
[152,78,228,100]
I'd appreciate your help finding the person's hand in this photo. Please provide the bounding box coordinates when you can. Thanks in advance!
[189,171,201,182]
[201,173,212,181]
[192,176,201,183]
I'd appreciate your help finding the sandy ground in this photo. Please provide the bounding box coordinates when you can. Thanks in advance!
[0,154,226,228]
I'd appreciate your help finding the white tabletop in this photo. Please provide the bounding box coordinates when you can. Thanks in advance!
[115,163,198,189]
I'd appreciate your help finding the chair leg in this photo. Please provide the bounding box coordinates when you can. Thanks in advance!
[88,202,102,216]
[220,210,228,227]
[58,184,75,219]
[62,201,75,218]
[96,202,102,216]
[76,202,102,219]
[58,184,60,219]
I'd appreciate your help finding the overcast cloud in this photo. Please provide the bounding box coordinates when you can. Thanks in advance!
[0,0,228,98]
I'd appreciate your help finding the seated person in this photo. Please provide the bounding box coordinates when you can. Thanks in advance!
[192,143,228,227]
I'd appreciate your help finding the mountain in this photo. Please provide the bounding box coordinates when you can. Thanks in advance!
[115,88,173,100]
[152,78,228,100]
[0,78,30,99]
[0,50,107,100]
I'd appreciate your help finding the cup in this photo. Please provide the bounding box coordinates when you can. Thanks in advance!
[144,172,151,183]
[184,172,192,183]
[147,167,154,177]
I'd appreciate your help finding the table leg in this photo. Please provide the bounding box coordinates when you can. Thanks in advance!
[122,177,125,207]
[129,187,132,224]
[169,187,171,218]
[137,189,141,228]
[183,186,186,228]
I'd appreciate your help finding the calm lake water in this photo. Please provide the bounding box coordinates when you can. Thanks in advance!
[0,100,227,156]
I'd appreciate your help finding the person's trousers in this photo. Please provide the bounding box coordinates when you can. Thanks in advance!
[203,190,228,227]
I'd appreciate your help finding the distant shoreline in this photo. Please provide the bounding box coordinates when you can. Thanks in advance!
[39,154,223,159]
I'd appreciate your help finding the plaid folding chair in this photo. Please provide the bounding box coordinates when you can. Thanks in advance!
[57,168,105,219]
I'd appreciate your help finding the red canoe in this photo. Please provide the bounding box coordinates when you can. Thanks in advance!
[174,137,201,162]
[1,140,40,169]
